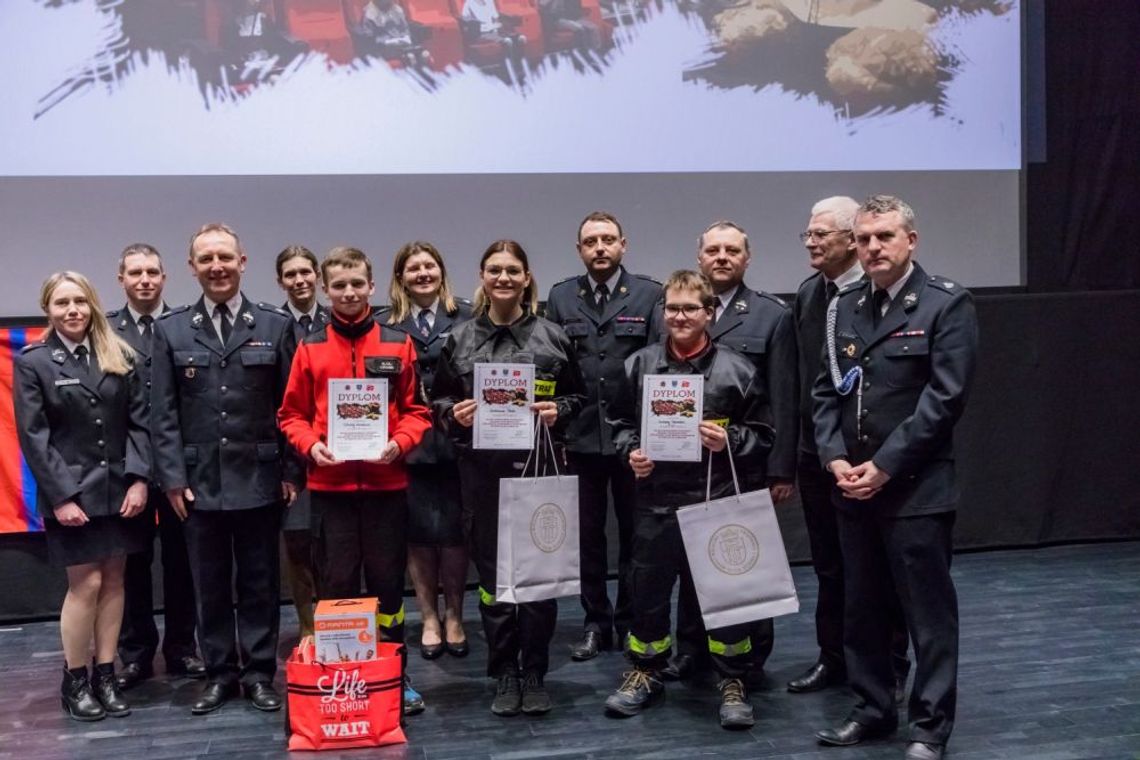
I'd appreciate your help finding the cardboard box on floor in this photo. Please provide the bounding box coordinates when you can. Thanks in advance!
[314,598,378,663]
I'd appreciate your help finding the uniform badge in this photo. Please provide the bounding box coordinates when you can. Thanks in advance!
[734,300,747,311]
[185,368,196,379]
[578,289,587,298]
[844,343,857,358]
[51,348,67,363]
[943,281,955,289]
[857,295,867,308]
[904,292,918,307]
[619,285,628,294]
[191,313,204,328]
[120,319,128,328]
[241,311,255,326]
[55,377,81,387]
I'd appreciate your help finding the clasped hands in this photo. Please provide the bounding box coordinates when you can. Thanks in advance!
[828,458,891,500]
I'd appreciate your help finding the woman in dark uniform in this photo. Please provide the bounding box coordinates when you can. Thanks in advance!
[432,240,584,717]
[14,272,150,721]
[381,242,475,660]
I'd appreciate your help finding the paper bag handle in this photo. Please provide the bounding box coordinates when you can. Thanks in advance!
[704,435,742,504]
[519,415,562,481]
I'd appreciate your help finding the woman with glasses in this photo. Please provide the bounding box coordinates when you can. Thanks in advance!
[431,240,584,717]
[14,272,150,721]
[381,242,475,661]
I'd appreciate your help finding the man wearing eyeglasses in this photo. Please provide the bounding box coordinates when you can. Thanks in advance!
[659,220,796,683]
[788,198,911,698]
[544,211,662,662]
[812,195,977,760]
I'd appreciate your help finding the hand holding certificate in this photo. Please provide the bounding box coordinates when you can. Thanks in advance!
[328,379,389,461]
[640,374,704,462]
[474,363,535,450]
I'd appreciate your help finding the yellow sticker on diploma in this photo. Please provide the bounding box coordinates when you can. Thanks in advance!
[534,379,556,397]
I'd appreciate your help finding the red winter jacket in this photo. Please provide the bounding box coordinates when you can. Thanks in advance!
[278,314,431,492]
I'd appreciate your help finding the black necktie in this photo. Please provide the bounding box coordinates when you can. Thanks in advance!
[138,314,154,347]
[216,303,232,345]
[825,281,838,305]
[872,289,889,327]
[595,283,610,313]
[74,345,90,372]
[299,314,313,334]
[416,309,431,338]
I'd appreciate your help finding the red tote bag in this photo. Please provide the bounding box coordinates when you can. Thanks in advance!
[286,641,407,751]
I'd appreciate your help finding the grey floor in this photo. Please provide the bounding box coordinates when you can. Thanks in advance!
[0,542,1137,760]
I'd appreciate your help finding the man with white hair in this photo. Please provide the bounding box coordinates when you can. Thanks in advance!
[788,197,910,696]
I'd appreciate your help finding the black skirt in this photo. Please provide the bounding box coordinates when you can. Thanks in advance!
[44,512,153,568]
[406,462,464,547]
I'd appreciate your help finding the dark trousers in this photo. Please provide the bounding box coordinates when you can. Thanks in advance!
[629,510,752,679]
[799,456,910,678]
[119,486,198,668]
[836,504,958,746]
[312,490,408,643]
[183,503,282,687]
[460,458,557,679]
[569,452,636,640]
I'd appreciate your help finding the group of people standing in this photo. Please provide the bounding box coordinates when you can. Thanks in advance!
[14,195,976,760]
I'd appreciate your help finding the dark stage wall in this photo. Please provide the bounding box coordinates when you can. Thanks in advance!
[3,290,1138,621]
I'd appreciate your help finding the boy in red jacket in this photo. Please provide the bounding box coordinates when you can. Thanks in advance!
[278,247,432,711]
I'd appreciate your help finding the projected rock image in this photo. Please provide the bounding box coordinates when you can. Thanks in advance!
[682,0,1014,116]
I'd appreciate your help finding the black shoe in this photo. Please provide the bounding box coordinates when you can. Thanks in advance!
[816,718,897,746]
[491,673,522,716]
[421,641,445,660]
[787,662,845,693]
[660,653,697,682]
[114,661,153,691]
[61,667,105,722]
[445,638,469,658]
[905,742,945,760]
[167,655,207,679]
[570,630,608,662]
[717,677,754,729]
[604,668,664,717]
[520,671,552,715]
[191,681,237,715]
[91,663,131,717]
[245,682,282,712]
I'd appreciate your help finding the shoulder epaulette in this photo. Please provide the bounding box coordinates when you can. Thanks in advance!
[379,324,407,343]
[105,308,124,319]
[20,341,47,354]
[549,275,579,290]
[302,328,329,344]
[838,280,865,296]
[255,302,291,318]
[158,305,191,320]
[631,273,662,286]
[455,297,473,306]
[757,290,789,308]
[927,276,963,294]
[796,272,822,292]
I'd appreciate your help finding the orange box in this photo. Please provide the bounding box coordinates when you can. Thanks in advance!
[314,598,378,663]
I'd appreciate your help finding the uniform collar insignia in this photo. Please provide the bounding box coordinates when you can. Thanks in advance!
[734,300,747,311]
[119,318,128,328]
[191,312,204,328]
[943,281,955,288]
[51,348,67,363]
[857,295,867,308]
[903,292,918,307]
[241,311,255,327]
[619,285,628,294]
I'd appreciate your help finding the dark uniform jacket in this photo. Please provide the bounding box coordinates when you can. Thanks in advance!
[151,294,299,511]
[812,263,978,516]
[430,311,586,460]
[707,284,797,485]
[378,299,475,466]
[544,268,661,456]
[793,273,828,458]
[611,340,774,511]
[14,333,150,518]
[108,304,171,441]
[285,303,331,345]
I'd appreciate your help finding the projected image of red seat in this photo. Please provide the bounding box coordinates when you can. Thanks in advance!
[344,0,433,68]
[537,0,609,55]
[277,0,356,63]
[452,0,537,66]
[393,0,464,69]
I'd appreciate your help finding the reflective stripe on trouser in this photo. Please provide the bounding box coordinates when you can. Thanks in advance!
[461,457,558,678]
[708,635,751,657]
[628,633,672,657]
[378,604,406,642]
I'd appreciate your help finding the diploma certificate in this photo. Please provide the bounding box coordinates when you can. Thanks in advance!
[473,363,535,450]
[640,374,703,462]
[327,378,388,461]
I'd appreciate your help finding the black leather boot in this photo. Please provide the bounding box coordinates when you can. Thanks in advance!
[61,666,106,722]
[91,662,131,717]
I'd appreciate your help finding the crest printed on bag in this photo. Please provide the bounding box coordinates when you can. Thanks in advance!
[530,502,567,553]
[707,524,760,575]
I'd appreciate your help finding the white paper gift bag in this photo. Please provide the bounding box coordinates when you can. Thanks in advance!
[676,445,799,629]
[495,423,581,604]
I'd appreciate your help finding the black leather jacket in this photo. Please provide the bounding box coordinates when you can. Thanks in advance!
[611,339,774,511]
[431,311,586,465]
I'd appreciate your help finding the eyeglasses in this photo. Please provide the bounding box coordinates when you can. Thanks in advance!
[484,266,526,278]
[663,304,708,317]
[799,229,849,242]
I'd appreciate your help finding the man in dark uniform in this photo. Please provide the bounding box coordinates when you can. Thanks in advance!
[544,211,662,661]
[110,244,205,690]
[813,195,978,760]
[274,245,329,639]
[662,220,796,681]
[151,223,300,715]
[788,198,909,696]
